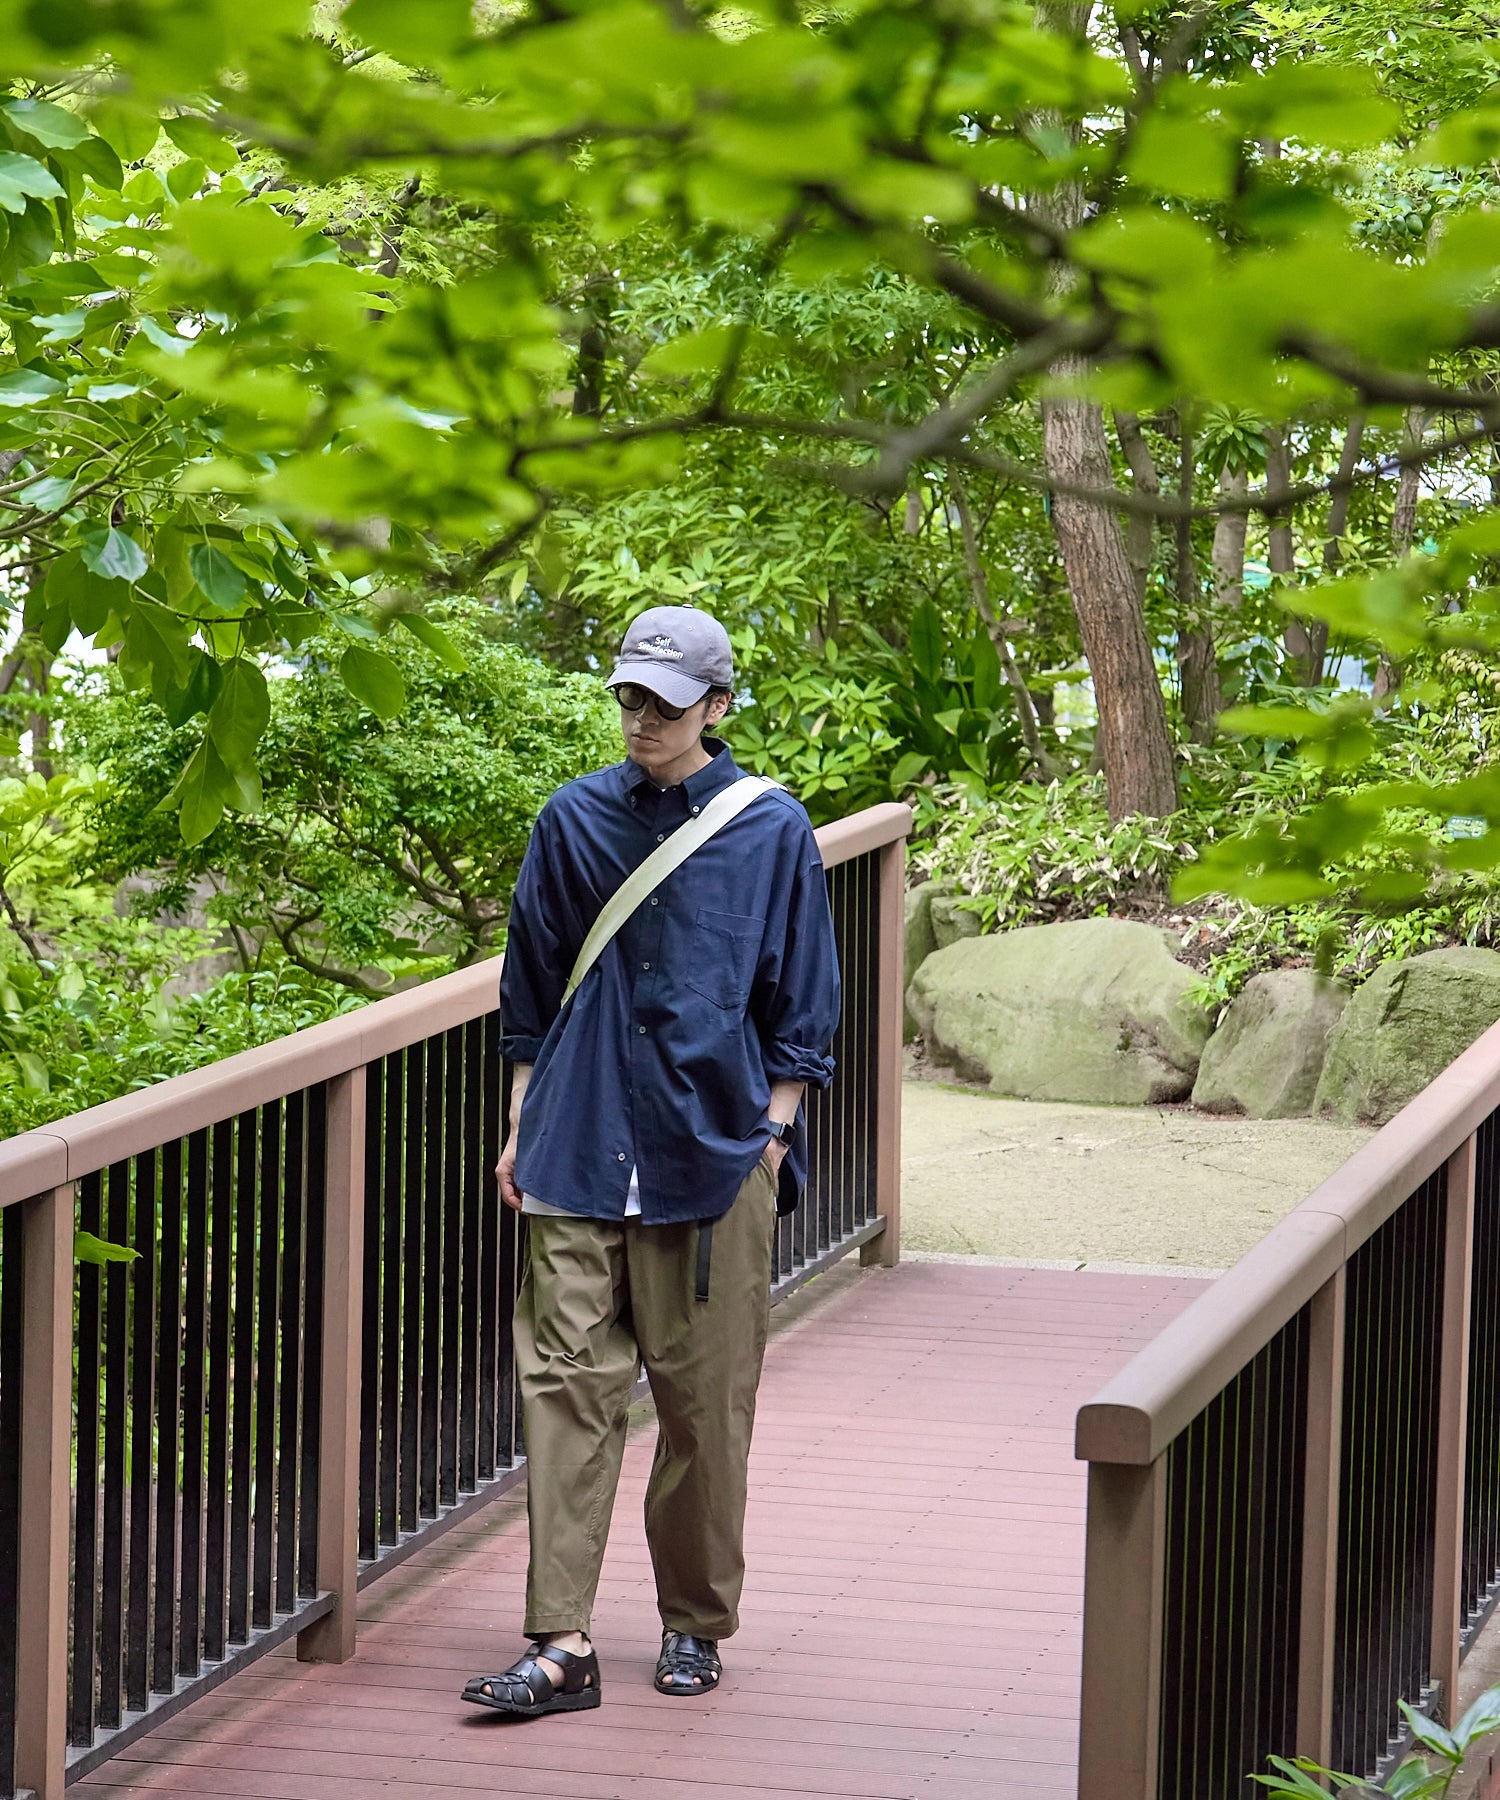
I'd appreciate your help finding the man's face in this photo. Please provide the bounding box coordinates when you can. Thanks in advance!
[618,684,730,777]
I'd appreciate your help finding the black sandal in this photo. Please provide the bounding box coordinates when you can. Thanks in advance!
[654,1630,721,1696]
[461,1640,601,1716]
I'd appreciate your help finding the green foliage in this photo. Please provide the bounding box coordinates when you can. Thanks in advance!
[725,637,899,824]
[1255,1681,1500,1798]
[915,699,1500,1006]
[69,601,620,984]
[74,1231,139,1267]
[860,601,1026,800]
[0,0,1496,842]
[0,932,366,1139]
[913,774,1198,936]
[1178,524,1500,913]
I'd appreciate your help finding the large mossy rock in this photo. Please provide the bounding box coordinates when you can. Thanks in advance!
[904,880,948,1041]
[1314,947,1500,1125]
[906,919,1214,1104]
[930,893,983,950]
[1192,970,1349,1119]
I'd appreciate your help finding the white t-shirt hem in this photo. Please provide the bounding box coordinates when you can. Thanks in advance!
[521,1166,641,1219]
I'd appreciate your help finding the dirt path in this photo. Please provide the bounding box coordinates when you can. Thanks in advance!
[900,1081,1373,1272]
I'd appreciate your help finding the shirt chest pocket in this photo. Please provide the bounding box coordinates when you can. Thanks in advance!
[685,908,763,1010]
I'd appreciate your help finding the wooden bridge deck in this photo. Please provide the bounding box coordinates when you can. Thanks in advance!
[77,1259,1206,1800]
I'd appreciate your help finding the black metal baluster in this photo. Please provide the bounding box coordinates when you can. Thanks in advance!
[421,1032,445,1519]
[228,1112,256,1646]
[152,1138,184,1693]
[178,1129,209,1678]
[400,1042,424,1534]
[300,1083,327,1598]
[1374,1206,1402,1756]
[441,1025,463,1510]
[383,1051,406,1543]
[359,1060,384,1562]
[276,1091,305,1614]
[821,865,840,1256]
[865,852,880,1230]
[97,1161,130,1729]
[204,1120,234,1663]
[460,1020,482,1495]
[483,1022,505,1472]
[0,1207,22,1798]
[125,1149,157,1710]
[253,1100,282,1630]
[71,1174,103,1746]
[857,852,874,1236]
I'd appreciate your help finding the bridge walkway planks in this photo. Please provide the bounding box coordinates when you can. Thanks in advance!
[77,1259,1206,1800]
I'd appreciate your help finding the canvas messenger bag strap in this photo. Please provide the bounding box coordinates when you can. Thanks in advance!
[560,775,783,1006]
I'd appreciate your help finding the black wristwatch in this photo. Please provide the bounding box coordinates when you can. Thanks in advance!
[766,1119,795,1145]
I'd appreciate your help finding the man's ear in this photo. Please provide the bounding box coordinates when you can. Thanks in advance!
[706,690,733,727]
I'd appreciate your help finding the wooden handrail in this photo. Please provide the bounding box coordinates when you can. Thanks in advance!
[1075,1010,1500,1466]
[0,802,913,1206]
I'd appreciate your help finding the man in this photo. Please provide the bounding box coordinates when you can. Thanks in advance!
[461,604,840,1717]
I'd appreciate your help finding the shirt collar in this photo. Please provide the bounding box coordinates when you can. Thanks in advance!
[621,737,741,803]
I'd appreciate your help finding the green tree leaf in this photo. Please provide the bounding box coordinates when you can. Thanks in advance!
[163,735,228,845]
[75,1230,140,1266]
[399,612,468,671]
[3,98,89,151]
[0,151,63,212]
[161,113,241,173]
[207,660,271,769]
[0,367,63,406]
[79,523,148,584]
[189,542,252,609]
[340,643,406,720]
[1126,111,1237,202]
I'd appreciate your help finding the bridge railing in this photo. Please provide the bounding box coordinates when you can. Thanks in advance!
[1076,1013,1500,1800]
[0,799,910,1800]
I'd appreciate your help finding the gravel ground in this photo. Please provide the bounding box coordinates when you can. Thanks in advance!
[899,1080,1374,1272]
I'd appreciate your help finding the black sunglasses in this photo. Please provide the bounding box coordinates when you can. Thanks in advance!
[613,682,690,722]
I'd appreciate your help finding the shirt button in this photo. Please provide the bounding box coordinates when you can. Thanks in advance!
[638,1025,647,1035]
[617,1152,626,1162]
[656,833,665,843]
[692,806,700,815]
[650,897,659,907]
[642,961,651,970]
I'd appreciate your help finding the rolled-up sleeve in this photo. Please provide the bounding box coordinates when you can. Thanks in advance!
[499,805,570,1064]
[756,850,841,1089]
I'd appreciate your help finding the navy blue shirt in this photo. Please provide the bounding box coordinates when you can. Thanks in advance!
[500,740,840,1225]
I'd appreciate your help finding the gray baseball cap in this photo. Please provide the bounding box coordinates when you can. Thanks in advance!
[605,604,734,709]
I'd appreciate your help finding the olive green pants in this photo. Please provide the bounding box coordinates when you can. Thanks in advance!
[514,1157,777,1642]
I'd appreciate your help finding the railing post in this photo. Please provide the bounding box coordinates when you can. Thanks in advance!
[1077,1457,1167,1800]
[1432,1133,1476,1724]
[298,1068,367,1664]
[1297,1266,1347,1765]
[15,1186,73,1800]
[862,835,904,1269]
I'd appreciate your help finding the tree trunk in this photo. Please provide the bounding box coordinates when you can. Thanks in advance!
[1033,0,1176,818]
[1180,463,1250,733]
[1112,410,1159,601]
[1392,406,1423,553]
[1173,417,1221,745]
[949,468,1059,779]
[1264,426,1312,683]
[1375,406,1424,703]
[1212,466,1249,613]
[28,661,50,780]
[1042,375,1178,817]
[1288,414,1366,687]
